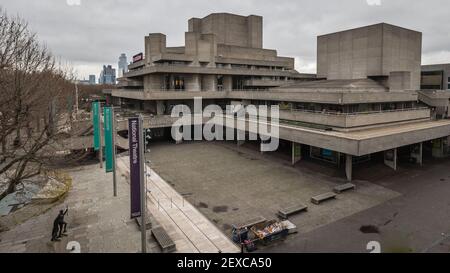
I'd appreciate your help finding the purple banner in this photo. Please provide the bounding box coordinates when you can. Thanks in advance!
[129,117,141,219]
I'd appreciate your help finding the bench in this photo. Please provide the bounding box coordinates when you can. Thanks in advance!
[277,204,308,219]
[152,226,176,253]
[333,183,356,194]
[134,210,156,230]
[135,216,153,231]
[232,216,267,230]
[311,192,337,205]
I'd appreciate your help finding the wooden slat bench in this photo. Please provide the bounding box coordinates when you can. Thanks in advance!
[333,183,356,194]
[311,192,337,205]
[152,226,176,253]
[232,216,267,230]
[277,204,308,219]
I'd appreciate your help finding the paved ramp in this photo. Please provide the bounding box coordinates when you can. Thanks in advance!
[116,157,239,253]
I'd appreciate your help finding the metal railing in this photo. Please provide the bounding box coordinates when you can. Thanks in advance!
[289,107,430,116]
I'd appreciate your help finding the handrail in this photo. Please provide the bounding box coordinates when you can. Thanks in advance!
[288,107,429,116]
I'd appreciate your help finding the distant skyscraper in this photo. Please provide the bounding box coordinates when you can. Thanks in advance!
[99,65,116,85]
[89,75,96,85]
[118,53,128,78]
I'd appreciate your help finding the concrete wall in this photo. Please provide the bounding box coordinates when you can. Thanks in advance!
[188,13,263,48]
[422,64,450,90]
[279,108,430,128]
[185,74,201,91]
[317,23,422,90]
[389,71,412,91]
[202,75,217,91]
[217,45,277,61]
[112,89,418,104]
[145,33,166,63]
[185,32,217,65]
[143,74,163,91]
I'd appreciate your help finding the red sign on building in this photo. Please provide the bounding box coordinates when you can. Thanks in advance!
[133,53,143,63]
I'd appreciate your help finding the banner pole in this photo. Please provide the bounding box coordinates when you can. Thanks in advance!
[138,114,147,253]
[98,102,103,169]
[112,107,117,197]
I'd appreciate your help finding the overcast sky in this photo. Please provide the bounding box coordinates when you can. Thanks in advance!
[1,0,450,79]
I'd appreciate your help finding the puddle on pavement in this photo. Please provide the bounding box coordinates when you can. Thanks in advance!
[213,206,228,213]
[360,225,380,234]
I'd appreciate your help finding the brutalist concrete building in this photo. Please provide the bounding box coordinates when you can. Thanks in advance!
[108,14,450,182]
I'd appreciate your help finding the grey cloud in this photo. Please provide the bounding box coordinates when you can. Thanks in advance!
[1,0,449,77]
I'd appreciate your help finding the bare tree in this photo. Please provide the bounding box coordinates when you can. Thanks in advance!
[0,8,75,200]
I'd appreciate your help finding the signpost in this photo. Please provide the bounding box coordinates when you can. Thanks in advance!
[104,107,114,173]
[93,102,100,150]
[128,116,147,253]
[93,101,103,168]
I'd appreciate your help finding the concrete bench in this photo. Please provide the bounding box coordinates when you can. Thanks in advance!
[135,215,153,231]
[333,183,356,194]
[277,204,308,219]
[232,216,267,230]
[311,192,337,205]
[134,210,153,231]
[152,226,176,253]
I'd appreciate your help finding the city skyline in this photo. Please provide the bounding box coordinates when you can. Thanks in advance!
[1,0,450,79]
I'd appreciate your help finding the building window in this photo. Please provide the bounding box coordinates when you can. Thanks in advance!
[217,75,224,91]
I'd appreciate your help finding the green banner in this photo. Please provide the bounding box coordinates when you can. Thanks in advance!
[92,101,100,151]
[104,106,114,173]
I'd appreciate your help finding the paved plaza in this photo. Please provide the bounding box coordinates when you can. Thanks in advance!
[147,141,400,237]
[0,164,160,253]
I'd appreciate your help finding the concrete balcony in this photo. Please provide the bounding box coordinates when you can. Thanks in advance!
[123,63,306,79]
[280,108,431,128]
[128,60,145,70]
[111,89,420,104]
[117,79,143,88]
[243,79,296,87]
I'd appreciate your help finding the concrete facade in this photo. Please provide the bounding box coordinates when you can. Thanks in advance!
[119,13,314,93]
[317,23,422,91]
[105,14,450,182]
[421,63,450,90]
[188,13,263,49]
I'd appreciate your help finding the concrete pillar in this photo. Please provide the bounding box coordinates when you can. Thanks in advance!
[186,74,201,91]
[237,129,245,146]
[411,143,423,166]
[384,148,397,171]
[145,33,166,64]
[292,142,301,166]
[345,154,352,182]
[336,152,341,167]
[260,140,268,155]
[174,127,183,145]
[432,138,447,158]
[202,75,217,91]
[144,74,162,92]
[156,101,165,115]
[223,76,232,91]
